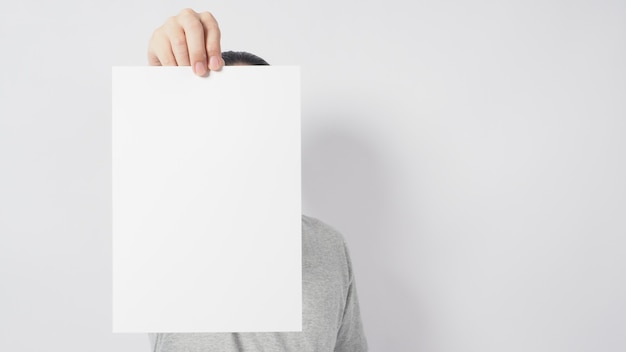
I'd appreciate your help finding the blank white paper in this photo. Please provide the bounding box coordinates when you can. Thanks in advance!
[112,66,301,333]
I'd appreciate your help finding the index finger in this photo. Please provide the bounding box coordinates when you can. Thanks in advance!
[198,12,223,70]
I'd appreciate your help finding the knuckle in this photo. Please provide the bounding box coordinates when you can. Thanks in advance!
[186,19,202,31]
[177,14,198,29]
[200,11,215,20]
[171,35,187,49]
[200,11,219,26]
[206,46,221,57]
[190,49,206,60]
[161,57,176,66]
[178,8,196,17]
[164,16,177,26]
[207,51,221,58]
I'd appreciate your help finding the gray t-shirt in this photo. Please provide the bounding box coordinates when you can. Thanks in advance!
[149,215,368,352]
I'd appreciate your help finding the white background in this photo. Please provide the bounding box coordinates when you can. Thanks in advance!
[1,0,625,351]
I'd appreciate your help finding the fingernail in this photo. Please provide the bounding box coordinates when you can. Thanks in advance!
[194,62,206,76]
[209,56,220,71]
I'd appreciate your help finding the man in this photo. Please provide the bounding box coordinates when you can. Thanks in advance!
[147,9,368,352]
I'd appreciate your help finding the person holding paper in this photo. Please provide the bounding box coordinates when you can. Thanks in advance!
[146,8,368,352]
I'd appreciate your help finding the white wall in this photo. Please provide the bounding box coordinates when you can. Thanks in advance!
[1,0,625,351]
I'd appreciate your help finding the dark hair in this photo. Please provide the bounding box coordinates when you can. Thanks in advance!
[221,51,270,66]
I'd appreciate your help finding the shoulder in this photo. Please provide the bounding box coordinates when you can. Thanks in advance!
[302,214,346,241]
[302,214,349,250]
[301,214,352,283]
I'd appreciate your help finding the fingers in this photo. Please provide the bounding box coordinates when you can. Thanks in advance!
[146,9,224,75]
[199,12,223,71]
[178,9,207,75]
[148,31,177,66]
[166,21,190,66]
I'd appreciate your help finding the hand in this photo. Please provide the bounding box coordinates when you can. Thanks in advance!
[148,8,224,76]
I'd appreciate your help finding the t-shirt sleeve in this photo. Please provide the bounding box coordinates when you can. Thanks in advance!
[148,333,158,351]
[334,240,369,352]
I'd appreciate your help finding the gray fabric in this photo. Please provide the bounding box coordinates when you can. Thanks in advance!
[148,214,368,352]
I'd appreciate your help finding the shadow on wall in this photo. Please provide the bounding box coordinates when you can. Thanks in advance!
[302,120,438,351]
